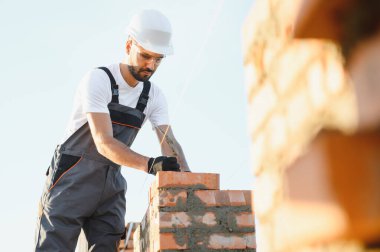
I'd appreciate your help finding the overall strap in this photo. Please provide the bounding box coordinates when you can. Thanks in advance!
[98,67,119,103]
[136,81,151,112]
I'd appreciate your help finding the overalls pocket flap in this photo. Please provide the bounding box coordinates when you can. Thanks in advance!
[50,154,82,189]
[108,103,145,129]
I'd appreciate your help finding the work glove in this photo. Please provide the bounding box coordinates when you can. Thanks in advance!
[148,156,180,175]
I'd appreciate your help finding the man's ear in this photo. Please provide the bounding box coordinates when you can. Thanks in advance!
[126,40,132,55]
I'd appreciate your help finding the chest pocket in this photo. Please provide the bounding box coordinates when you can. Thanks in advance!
[108,103,146,147]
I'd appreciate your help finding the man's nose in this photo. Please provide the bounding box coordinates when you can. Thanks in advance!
[146,59,156,69]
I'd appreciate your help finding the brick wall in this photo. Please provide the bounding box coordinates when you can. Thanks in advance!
[132,172,256,251]
[243,0,380,251]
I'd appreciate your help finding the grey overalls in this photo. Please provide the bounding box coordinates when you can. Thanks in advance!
[35,67,151,251]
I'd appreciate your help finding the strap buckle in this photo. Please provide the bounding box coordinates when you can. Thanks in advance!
[112,88,119,96]
[138,93,149,106]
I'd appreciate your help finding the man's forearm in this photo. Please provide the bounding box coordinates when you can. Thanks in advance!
[156,126,190,172]
[96,136,149,172]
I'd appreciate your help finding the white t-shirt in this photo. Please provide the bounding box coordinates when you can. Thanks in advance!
[61,63,169,143]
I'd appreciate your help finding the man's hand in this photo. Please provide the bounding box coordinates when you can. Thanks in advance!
[148,156,180,175]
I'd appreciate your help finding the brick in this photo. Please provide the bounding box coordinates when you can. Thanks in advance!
[230,212,255,228]
[159,212,217,228]
[154,171,219,190]
[194,190,217,206]
[286,90,312,134]
[228,191,247,206]
[150,189,187,208]
[267,114,288,152]
[208,233,256,249]
[194,190,250,207]
[160,212,191,228]
[214,190,230,205]
[251,133,266,174]
[248,84,277,134]
[349,37,380,129]
[193,212,217,226]
[159,233,188,250]
[159,190,187,207]
[243,190,253,206]
[244,62,259,90]
[307,60,328,110]
[254,171,281,217]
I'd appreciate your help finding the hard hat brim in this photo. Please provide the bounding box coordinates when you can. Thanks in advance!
[127,30,174,55]
[137,41,174,55]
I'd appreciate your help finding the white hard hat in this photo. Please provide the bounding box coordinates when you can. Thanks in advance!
[127,9,173,55]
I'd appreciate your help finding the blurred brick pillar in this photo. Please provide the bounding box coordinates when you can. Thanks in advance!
[243,0,380,251]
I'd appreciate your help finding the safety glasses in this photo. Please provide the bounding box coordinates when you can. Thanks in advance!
[132,42,165,65]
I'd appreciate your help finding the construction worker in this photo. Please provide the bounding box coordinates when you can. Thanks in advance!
[35,9,190,251]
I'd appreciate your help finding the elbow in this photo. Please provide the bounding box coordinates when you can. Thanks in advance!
[94,135,113,157]
[96,144,107,157]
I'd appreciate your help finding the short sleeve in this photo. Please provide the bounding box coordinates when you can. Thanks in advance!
[149,88,170,128]
[80,69,112,113]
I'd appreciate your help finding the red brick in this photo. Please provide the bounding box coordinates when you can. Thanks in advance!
[159,190,187,207]
[160,212,191,228]
[208,233,256,249]
[154,171,220,190]
[159,212,217,228]
[159,233,188,250]
[193,212,217,226]
[232,212,255,228]
[214,190,231,205]
[194,190,217,206]
[228,191,247,206]
[243,190,253,206]
[194,190,250,206]
[149,187,188,208]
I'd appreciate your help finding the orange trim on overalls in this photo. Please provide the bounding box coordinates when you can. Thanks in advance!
[111,121,141,129]
[48,157,83,192]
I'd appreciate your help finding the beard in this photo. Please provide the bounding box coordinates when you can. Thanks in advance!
[128,65,155,82]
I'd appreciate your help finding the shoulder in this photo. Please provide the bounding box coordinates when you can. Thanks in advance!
[77,66,116,103]
[86,66,115,83]
[79,65,119,91]
[79,68,108,90]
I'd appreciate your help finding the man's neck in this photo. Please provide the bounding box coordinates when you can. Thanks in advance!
[119,63,139,87]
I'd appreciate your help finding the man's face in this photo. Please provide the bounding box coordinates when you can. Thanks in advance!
[127,41,165,82]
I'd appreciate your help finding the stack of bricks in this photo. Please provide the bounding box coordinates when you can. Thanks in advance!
[133,171,255,251]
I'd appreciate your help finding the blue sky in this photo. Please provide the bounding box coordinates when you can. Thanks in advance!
[0,0,254,249]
